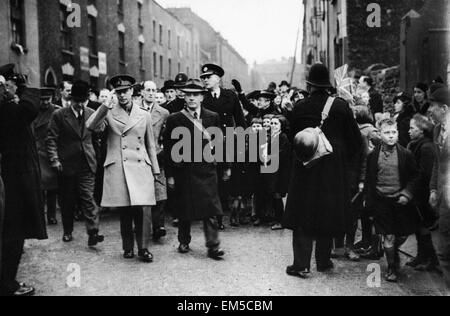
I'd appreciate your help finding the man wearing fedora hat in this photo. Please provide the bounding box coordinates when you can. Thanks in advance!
[283,63,362,278]
[87,74,160,263]
[0,63,47,296]
[47,80,104,247]
[201,64,246,229]
[164,79,225,259]
[164,73,189,114]
[161,80,177,104]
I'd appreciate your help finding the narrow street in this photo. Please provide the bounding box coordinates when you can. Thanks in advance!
[18,212,448,296]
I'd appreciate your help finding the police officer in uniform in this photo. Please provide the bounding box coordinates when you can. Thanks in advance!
[201,64,246,229]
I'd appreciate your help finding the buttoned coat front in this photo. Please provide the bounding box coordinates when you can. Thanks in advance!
[86,103,160,208]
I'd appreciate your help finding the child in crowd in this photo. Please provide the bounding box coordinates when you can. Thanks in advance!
[365,119,420,282]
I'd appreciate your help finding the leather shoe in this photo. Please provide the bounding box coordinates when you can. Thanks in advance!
[208,249,225,260]
[62,234,73,243]
[88,233,104,247]
[138,249,154,263]
[123,250,135,259]
[178,244,190,254]
[13,283,35,297]
[286,266,310,279]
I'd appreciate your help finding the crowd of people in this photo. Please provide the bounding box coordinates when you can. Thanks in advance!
[0,60,449,296]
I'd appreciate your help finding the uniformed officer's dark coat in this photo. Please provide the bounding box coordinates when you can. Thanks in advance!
[203,88,247,131]
[0,87,47,242]
[283,90,362,237]
[32,103,61,191]
[0,153,5,272]
[164,108,223,221]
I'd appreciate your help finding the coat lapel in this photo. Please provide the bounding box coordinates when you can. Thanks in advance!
[63,109,82,138]
[112,105,129,127]
[151,105,163,126]
[123,104,145,134]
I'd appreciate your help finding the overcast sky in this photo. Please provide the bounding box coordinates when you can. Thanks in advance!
[156,0,304,65]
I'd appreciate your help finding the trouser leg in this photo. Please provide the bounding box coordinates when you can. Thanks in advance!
[178,220,192,246]
[46,190,57,221]
[77,168,99,234]
[152,201,166,229]
[120,208,135,252]
[292,228,313,270]
[133,207,144,250]
[437,231,450,289]
[316,237,333,268]
[142,206,152,249]
[0,238,25,295]
[204,218,220,250]
[361,216,373,246]
[59,175,76,235]
[273,198,284,223]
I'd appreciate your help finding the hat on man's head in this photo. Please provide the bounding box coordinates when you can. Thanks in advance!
[246,90,261,100]
[174,73,188,88]
[110,75,136,92]
[40,87,55,100]
[279,80,290,88]
[430,82,446,95]
[70,80,90,102]
[257,90,276,100]
[307,63,332,88]
[430,87,450,106]
[200,64,225,78]
[162,80,175,93]
[180,79,207,94]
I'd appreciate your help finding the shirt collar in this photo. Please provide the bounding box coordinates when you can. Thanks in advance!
[187,107,201,119]
[211,87,221,98]
[71,100,88,117]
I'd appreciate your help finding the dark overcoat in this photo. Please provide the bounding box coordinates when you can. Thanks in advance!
[0,153,4,272]
[365,144,420,235]
[407,137,437,226]
[164,108,223,221]
[32,104,61,190]
[283,90,362,237]
[0,87,47,241]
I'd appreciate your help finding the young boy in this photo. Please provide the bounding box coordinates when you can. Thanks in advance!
[365,119,420,282]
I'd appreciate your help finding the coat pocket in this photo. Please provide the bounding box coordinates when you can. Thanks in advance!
[103,160,116,168]
[144,156,152,167]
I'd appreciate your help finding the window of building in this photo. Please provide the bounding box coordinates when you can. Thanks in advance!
[88,16,98,55]
[117,0,124,17]
[153,20,156,42]
[168,30,171,49]
[177,36,181,53]
[10,0,26,47]
[139,43,144,70]
[186,66,190,77]
[119,32,125,63]
[138,2,143,32]
[153,52,157,77]
[159,24,163,46]
[160,55,164,78]
[186,41,189,58]
[60,4,73,52]
[178,62,181,74]
[168,58,172,78]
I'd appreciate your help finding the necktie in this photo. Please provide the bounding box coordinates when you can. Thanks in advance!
[213,93,218,100]
[193,112,199,120]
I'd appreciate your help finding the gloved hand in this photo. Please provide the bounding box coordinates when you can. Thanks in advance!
[231,80,243,94]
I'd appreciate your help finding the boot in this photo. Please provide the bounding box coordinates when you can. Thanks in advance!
[415,235,440,271]
[385,247,399,283]
[406,234,426,268]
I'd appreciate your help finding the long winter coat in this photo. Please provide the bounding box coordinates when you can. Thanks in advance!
[0,87,47,241]
[86,103,160,207]
[408,136,437,226]
[283,90,362,237]
[164,108,223,221]
[0,153,4,272]
[32,104,61,190]
[431,122,450,235]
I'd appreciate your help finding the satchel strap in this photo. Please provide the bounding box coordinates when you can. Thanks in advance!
[320,97,335,128]
[181,109,212,143]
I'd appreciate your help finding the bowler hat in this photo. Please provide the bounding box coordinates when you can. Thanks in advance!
[174,73,188,88]
[430,87,450,105]
[200,64,225,78]
[180,79,207,94]
[293,128,319,162]
[307,63,332,88]
[161,80,175,93]
[110,75,136,92]
[70,80,90,102]
[279,80,290,88]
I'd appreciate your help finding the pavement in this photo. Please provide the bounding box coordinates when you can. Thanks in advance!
[18,211,449,296]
